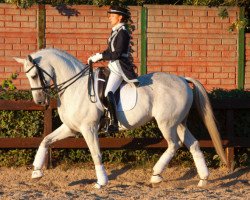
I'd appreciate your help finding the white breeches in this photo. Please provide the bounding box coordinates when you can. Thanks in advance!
[104,71,123,97]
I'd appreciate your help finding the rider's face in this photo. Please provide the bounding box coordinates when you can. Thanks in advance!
[108,13,123,27]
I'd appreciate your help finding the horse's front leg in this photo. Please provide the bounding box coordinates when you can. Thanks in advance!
[32,124,76,179]
[80,124,108,189]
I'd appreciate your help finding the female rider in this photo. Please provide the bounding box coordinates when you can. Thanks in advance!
[88,5,138,133]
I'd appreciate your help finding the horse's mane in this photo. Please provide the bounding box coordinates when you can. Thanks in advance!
[32,48,85,70]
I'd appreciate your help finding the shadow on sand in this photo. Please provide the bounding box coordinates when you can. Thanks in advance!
[68,164,132,186]
[213,166,250,187]
[176,167,197,181]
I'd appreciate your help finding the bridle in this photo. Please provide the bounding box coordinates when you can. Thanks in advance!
[26,55,91,98]
[26,55,53,93]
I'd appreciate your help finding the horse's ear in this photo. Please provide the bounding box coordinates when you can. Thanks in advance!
[27,55,34,64]
[13,57,26,64]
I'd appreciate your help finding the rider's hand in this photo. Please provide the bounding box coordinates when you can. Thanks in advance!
[87,53,103,64]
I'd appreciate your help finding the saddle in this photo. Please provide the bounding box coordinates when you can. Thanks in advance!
[91,67,137,133]
[93,67,137,112]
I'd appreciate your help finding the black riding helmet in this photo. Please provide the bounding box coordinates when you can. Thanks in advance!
[107,5,130,22]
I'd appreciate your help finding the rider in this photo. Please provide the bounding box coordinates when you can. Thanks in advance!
[87,5,138,133]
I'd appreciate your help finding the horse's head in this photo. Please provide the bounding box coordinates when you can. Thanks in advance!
[14,55,54,106]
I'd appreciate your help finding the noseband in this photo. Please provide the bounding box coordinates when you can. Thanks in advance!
[26,55,90,97]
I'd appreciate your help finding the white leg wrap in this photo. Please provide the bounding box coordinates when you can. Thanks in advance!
[153,149,175,175]
[33,146,47,170]
[95,165,108,186]
[190,142,209,180]
[193,152,209,179]
[153,160,167,175]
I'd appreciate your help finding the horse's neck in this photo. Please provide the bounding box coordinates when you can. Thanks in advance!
[51,56,85,86]
[54,66,81,84]
[53,61,88,98]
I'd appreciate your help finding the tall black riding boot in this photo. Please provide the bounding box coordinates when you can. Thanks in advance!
[106,91,119,133]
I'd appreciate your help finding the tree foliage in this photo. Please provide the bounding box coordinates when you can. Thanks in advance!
[1,0,249,8]
[1,0,248,31]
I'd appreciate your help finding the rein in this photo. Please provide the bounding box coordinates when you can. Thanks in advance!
[27,55,91,98]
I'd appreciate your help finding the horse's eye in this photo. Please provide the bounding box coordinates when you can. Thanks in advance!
[31,74,38,79]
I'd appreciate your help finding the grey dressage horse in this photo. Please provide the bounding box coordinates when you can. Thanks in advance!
[14,48,227,188]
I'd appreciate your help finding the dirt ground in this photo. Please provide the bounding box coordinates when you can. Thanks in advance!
[0,164,249,200]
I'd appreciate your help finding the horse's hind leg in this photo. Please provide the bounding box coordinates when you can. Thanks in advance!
[150,123,180,184]
[177,123,209,187]
[32,124,76,179]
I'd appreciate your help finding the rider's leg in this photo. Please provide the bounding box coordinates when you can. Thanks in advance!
[106,91,118,133]
[104,71,123,97]
[104,72,123,133]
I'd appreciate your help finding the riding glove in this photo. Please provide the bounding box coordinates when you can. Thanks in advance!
[88,53,103,64]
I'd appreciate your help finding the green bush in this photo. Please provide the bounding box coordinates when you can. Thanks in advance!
[0,149,35,167]
[0,89,44,138]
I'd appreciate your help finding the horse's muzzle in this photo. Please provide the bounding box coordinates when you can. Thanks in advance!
[34,95,50,108]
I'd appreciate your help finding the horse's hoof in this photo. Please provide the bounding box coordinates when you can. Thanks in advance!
[31,170,44,180]
[198,179,208,187]
[93,182,106,189]
[150,174,163,184]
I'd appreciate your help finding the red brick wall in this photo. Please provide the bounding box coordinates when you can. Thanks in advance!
[245,33,250,90]
[45,5,141,71]
[0,4,38,89]
[0,4,246,91]
[146,5,239,91]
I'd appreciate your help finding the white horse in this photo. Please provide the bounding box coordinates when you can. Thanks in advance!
[14,48,227,188]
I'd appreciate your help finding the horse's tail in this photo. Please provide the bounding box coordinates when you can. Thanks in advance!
[185,77,227,165]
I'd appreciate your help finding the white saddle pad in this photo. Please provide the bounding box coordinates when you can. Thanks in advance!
[93,71,137,112]
[117,83,137,111]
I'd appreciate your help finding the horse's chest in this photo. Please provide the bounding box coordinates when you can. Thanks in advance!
[58,108,82,131]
